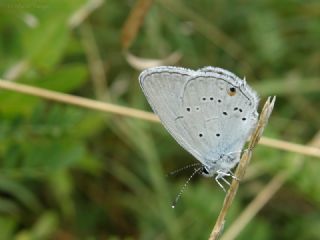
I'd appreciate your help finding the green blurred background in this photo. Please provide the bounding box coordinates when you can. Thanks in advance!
[0,0,320,239]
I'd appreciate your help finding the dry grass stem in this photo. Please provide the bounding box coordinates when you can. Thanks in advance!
[220,172,288,240]
[258,137,320,158]
[68,0,104,29]
[208,96,276,240]
[124,51,182,70]
[121,0,154,50]
[220,130,320,240]
[0,80,319,159]
[0,79,158,122]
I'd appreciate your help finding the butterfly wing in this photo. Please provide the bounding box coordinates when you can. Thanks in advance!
[180,69,259,168]
[139,66,259,168]
[139,66,203,161]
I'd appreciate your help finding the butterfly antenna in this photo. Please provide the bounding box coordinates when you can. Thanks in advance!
[166,162,202,177]
[171,167,202,208]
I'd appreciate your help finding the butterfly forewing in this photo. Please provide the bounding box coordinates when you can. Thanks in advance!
[139,67,203,161]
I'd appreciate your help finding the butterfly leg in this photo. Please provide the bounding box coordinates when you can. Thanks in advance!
[215,176,226,192]
[228,170,240,181]
[216,169,231,178]
[215,170,233,191]
[221,176,231,186]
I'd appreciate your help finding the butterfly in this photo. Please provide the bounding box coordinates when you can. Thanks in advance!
[139,66,259,191]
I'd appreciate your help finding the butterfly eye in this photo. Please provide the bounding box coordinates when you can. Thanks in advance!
[227,87,236,96]
[202,166,209,174]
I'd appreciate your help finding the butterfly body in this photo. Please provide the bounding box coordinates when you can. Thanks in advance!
[139,66,259,182]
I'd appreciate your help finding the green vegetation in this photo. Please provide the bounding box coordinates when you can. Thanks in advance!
[0,0,319,239]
